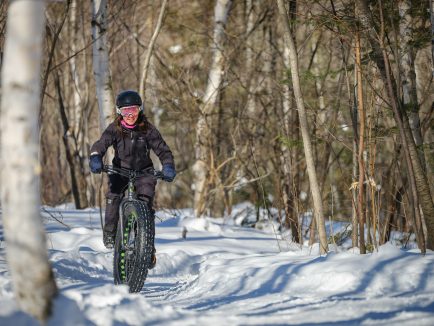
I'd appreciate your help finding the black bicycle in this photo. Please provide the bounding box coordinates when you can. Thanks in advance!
[102,165,164,293]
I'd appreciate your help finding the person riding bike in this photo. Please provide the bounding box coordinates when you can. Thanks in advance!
[89,90,176,269]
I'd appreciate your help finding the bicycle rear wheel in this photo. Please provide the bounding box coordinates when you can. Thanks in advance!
[113,200,154,293]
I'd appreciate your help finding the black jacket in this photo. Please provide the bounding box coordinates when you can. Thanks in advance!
[90,122,174,170]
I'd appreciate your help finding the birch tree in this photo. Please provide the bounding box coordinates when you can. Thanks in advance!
[355,32,367,253]
[69,0,90,156]
[193,0,233,217]
[0,0,57,322]
[276,0,328,254]
[398,0,425,169]
[279,0,300,243]
[68,0,92,206]
[356,0,433,251]
[91,0,114,130]
[245,0,257,124]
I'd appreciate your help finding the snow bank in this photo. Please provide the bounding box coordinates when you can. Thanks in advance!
[1,207,434,325]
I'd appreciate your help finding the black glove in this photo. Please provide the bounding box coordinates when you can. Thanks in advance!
[89,154,103,174]
[162,164,176,182]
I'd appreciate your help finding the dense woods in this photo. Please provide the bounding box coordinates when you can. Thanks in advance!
[0,0,433,258]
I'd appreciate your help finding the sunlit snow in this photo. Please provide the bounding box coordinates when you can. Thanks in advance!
[1,204,434,325]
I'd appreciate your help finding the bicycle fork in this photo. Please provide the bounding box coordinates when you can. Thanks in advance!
[119,178,137,249]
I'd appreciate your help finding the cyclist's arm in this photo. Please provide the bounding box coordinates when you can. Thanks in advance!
[90,123,116,157]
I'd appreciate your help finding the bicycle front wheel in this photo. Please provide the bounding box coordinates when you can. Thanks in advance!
[113,200,154,293]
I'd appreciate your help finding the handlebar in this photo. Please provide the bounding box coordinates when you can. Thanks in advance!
[102,165,165,180]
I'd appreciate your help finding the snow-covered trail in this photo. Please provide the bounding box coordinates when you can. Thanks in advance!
[1,207,434,325]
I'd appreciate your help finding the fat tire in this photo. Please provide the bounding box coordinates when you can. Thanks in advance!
[113,200,154,293]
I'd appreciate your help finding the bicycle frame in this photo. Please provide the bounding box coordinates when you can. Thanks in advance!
[102,165,163,249]
[101,165,166,290]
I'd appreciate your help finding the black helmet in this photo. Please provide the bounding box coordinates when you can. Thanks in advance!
[116,90,143,114]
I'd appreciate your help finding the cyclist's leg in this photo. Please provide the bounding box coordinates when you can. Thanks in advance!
[135,175,157,212]
[104,173,128,235]
[135,176,157,268]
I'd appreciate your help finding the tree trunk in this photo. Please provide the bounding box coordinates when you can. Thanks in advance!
[383,186,403,244]
[69,0,93,206]
[430,0,434,78]
[193,0,233,217]
[280,33,300,242]
[148,56,162,128]
[69,0,86,150]
[351,129,359,248]
[356,0,433,251]
[54,71,89,209]
[40,1,70,115]
[245,0,257,124]
[139,0,167,100]
[0,1,57,322]
[276,0,328,254]
[330,0,358,246]
[284,6,306,246]
[355,32,366,253]
[91,0,114,130]
[398,0,425,170]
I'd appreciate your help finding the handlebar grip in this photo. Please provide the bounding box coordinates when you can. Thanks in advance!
[153,170,165,179]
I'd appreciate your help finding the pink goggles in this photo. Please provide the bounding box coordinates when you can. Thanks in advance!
[120,105,140,117]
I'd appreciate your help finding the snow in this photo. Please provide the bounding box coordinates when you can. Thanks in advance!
[1,205,434,325]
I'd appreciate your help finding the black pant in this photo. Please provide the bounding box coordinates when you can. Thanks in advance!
[104,173,157,234]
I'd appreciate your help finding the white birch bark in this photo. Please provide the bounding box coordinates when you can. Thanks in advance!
[281,42,293,189]
[70,0,83,143]
[280,39,300,241]
[280,2,301,241]
[355,32,367,253]
[399,0,428,246]
[149,56,162,128]
[277,0,328,254]
[193,0,232,217]
[312,34,327,130]
[202,0,232,114]
[398,0,424,167]
[91,0,114,130]
[69,0,90,208]
[245,0,256,118]
[0,1,57,322]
